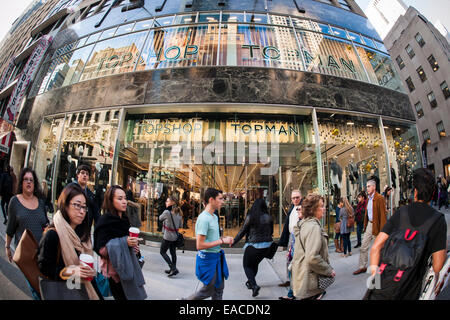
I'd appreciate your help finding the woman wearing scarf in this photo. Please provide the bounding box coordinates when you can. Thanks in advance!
[94,185,147,300]
[37,183,101,300]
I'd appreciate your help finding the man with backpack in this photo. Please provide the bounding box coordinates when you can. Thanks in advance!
[366,168,447,300]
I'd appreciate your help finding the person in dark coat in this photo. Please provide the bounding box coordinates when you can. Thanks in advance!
[68,164,100,229]
[231,199,274,297]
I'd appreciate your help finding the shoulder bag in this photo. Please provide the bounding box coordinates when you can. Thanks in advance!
[12,229,43,295]
[297,221,335,291]
[38,230,89,300]
[169,212,185,250]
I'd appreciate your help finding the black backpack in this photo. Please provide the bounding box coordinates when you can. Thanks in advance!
[365,205,442,300]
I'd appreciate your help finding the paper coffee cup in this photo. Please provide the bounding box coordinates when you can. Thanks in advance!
[79,254,94,281]
[129,227,140,238]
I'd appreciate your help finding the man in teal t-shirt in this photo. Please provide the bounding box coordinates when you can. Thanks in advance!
[185,188,233,300]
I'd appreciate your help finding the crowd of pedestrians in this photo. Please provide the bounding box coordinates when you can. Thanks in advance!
[0,163,448,300]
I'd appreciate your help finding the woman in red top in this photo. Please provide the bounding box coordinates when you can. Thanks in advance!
[354,192,367,248]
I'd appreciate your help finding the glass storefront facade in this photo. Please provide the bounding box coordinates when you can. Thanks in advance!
[18,4,417,245]
[33,107,420,242]
[30,11,405,97]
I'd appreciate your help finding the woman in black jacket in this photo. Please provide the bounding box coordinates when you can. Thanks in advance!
[231,198,274,297]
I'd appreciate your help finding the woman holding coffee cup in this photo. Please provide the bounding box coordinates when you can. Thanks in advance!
[94,185,147,300]
[37,183,101,300]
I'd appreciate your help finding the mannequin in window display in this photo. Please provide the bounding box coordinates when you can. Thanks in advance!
[330,158,342,207]
[348,158,359,199]
[399,162,408,202]
[45,158,53,183]
[94,162,109,209]
[66,155,77,184]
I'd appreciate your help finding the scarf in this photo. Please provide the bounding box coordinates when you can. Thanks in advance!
[53,211,99,300]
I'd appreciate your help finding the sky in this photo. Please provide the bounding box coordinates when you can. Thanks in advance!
[355,0,450,32]
[0,0,449,45]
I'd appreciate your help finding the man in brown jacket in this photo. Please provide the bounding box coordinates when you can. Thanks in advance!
[353,179,387,275]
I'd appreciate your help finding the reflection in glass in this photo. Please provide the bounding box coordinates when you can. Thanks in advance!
[55,109,120,205]
[384,121,421,212]
[80,32,147,81]
[298,29,367,81]
[221,13,245,23]
[173,14,197,24]
[198,13,220,23]
[115,23,135,36]
[133,19,154,32]
[99,27,118,41]
[85,32,101,45]
[220,24,302,70]
[34,116,66,213]
[139,25,219,70]
[355,46,404,92]
[317,112,387,240]
[39,44,95,93]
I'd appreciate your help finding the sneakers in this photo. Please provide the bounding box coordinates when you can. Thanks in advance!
[354,243,361,248]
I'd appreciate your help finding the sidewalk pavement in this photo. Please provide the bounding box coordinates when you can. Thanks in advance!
[0,206,448,300]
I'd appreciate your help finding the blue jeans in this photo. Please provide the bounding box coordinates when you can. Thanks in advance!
[287,270,294,298]
[356,220,364,245]
[341,233,351,254]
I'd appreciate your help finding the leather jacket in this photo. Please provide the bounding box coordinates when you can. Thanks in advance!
[233,212,273,245]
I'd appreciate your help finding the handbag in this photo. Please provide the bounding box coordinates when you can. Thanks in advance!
[169,212,185,249]
[334,221,341,233]
[39,276,89,300]
[318,275,335,290]
[12,229,44,295]
[265,242,279,260]
[347,215,355,228]
[95,272,111,297]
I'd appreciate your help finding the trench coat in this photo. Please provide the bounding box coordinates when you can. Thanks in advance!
[291,217,333,299]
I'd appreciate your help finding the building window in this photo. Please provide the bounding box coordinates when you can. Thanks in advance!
[427,55,439,72]
[415,33,425,47]
[405,44,415,59]
[415,102,424,118]
[441,81,450,99]
[427,91,437,109]
[416,66,427,82]
[437,121,446,138]
[396,55,405,70]
[337,0,352,10]
[405,77,415,92]
[422,129,431,143]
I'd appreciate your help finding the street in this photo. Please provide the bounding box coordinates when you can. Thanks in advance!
[0,206,448,300]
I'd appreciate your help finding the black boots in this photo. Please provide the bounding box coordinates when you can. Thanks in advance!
[246,280,260,297]
[166,263,179,277]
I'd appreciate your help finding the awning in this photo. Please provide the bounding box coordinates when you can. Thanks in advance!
[30,8,71,38]
[0,79,17,100]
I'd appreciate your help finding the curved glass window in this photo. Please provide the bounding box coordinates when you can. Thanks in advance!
[80,31,148,81]
[33,12,404,96]
[355,46,404,92]
[139,24,219,70]
[298,30,367,82]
